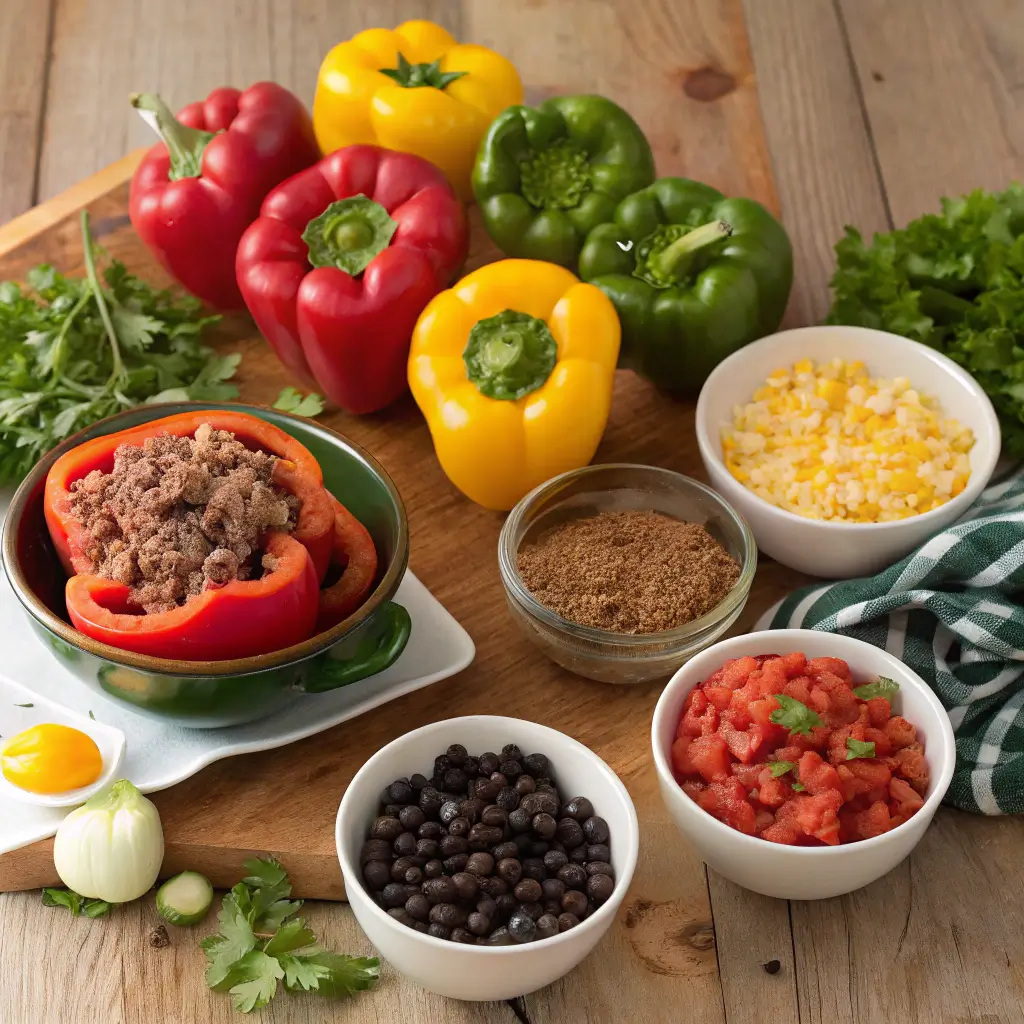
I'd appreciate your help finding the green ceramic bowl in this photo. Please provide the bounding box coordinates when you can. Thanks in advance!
[1,402,410,728]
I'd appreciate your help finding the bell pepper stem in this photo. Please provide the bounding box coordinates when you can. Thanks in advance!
[655,219,733,279]
[130,92,216,181]
[302,197,398,275]
[463,309,558,401]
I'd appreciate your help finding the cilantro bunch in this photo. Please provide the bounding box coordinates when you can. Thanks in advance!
[0,209,239,484]
[827,184,1024,456]
[202,857,379,1014]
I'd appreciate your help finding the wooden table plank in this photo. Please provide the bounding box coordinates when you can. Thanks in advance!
[839,0,1024,224]
[37,0,462,200]
[0,0,53,223]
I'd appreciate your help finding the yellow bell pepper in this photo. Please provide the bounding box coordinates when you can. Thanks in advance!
[313,20,523,201]
[409,260,621,511]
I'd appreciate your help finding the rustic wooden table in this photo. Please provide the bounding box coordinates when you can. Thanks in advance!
[2,1,1024,1022]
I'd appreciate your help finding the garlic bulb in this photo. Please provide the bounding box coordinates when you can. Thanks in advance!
[53,779,164,903]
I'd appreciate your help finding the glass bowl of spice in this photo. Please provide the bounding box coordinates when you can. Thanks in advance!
[498,464,756,684]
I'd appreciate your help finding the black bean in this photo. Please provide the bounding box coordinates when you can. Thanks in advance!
[495,893,518,919]
[446,743,468,767]
[496,858,522,885]
[543,849,569,873]
[360,839,392,865]
[444,768,468,793]
[513,832,533,853]
[481,804,508,828]
[415,838,440,860]
[390,857,416,882]
[536,913,559,939]
[477,875,508,898]
[429,775,445,791]
[586,861,614,878]
[398,805,425,831]
[555,817,585,849]
[439,835,468,857]
[521,858,547,882]
[499,760,523,778]
[535,777,556,793]
[562,889,588,917]
[487,925,514,946]
[514,878,542,903]
[418,820,443,840]
[518,901,544,921]
[489,772,509,789]
[447,816,470,838]
[522,752,548,777]
[438,800,460,825]
[424,859,444,879]
[492,842,518,862]
[476,778,502,802]
[463,756,479,778]
[422,876,457,904]
[527,840,551,858]
[429,903,466,928]
[427,923,450,940]
[521,791,560,817]
[450,927,475,944]
[562,796,594,822]
[414,921,430,933]
[515,775,536,796]
[410,773,429,790]
[532,813,557,840]
[501,743,523,760]
[405,893,430,921]
[403,866,423,885]
[468,823,503,849]
[550,840,567,855]
[443,853,469,874]
[466,852,495,877]
[384,804,404,818]
[569,845,588,864]
[362,861,391,890]
[467,912,491,936]
[382,883,411,908]
[452,872,479,901]
[387,780,414,804]
[388,907,414,927]
[459,798,484,824]
[478,752,500,775]
[507,908,536,943]
[587,873,615,904]
[419,786,443,816]
[583,816,610,844]
[558,863,587,890]
[557,912,580,932]
[541,878,566,903]
[433,755,451,777]
[508,807,532,833]
[369,816,403,842]
[543,900,563,917]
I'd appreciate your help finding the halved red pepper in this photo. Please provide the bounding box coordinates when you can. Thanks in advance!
[129,84,320,310]
[65,532,318,661]
[44,411,333,581]
[317,494,379,632]
[236,144,469,414]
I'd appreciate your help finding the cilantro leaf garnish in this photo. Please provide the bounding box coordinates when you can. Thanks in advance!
[274,387,325,418]
[791,782,806,792]
[853,677,901,703]
[767,760,798,778]
[769,694,823,737]
[201,857,378,1013]
[42,887,111,918]
[846,737,877,760]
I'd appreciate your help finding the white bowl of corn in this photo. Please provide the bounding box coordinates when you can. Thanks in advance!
[695,325,1001,578]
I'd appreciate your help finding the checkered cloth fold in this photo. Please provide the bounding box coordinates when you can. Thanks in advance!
[759,471,1024,814]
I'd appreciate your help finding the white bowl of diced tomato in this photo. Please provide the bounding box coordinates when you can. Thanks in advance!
[651,629,955,900]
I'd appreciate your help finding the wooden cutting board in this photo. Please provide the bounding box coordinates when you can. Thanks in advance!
[0,134,810,900]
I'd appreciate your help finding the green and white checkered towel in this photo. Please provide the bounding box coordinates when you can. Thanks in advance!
[758,471,1024,814]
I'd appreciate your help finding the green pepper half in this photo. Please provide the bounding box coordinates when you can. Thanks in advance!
[472,95,656,268]
[578,178,793,394]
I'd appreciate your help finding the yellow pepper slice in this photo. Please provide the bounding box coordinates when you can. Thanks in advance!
[409,260,620,511]
[313,20,523,201]
[2,723,103,795]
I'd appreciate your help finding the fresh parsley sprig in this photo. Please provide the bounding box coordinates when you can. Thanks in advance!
[201,857,379,1014]
[274,387,325,418]
[769,694,822,737]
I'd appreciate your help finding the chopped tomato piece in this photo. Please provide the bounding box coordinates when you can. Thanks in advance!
[782,791,843,845]
[722,656,759,689]
[805,657,853,683]
[761,820,801,845]
[783,675,812,703]
[708,779,758,834]
[798,751,842,795]
[864,727,893,757]
[687,733,731,783]
[866,697,892,728]
[756,774,792,808]
[704,685,733,711]
[885,716,919,750]
[840,799,892,842]
[670,736,692,777]
[681,779,705,800]
[780,651,807,678]
[889,777,925,816]
[894,746,930,795]
[681,691,718,737]
[731,763,764,790]
[754,808,776,833]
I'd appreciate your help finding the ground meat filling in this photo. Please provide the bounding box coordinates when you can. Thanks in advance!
[68,424,300,613]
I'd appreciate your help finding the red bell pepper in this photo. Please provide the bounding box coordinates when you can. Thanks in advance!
[44,411,334,582]
[65,532,318,661]
[236,144,468,414]
[317,494,379,632]
[129,83,320,310]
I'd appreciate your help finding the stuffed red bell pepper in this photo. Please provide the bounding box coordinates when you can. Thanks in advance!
[317,494,379,632]
[236,144,468,414]
[129,83,320,311]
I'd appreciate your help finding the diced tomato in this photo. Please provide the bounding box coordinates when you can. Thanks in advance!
[807,686,831,718]
[889,777,925,818]
[837,759,891,801]
[704,685,733,711]
[670,736,692,777]
[829,722,866,765]
[780,651,807,678]
[760,657,788,693]
[761,820,801,845]
[864,727,893,757]
[681,779,705,800]
[894,746,930,795]
[805,657,853,684]
[771,744,804,764]
[866,697,892,727]
[721,705,753,730]
[753,653,781,665]
[704,667,726,687]
[825,685,860,726]
[784,790,843,845]
[722,656,759,688]
[720,720,772,764]
[798,751,842,795]
[754,808,776,833]
[731,763,764,790]
[748,696,780,726]
[687,733,731,783]
[708,779,758,834]
[885,716,919,750]
[783,675,812,703]
[681,690,718,737]
[840,799,892,842]
[756,774,792,808]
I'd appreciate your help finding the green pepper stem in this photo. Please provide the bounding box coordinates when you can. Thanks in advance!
[130,93,216,181]
[463,310,558,401]
[655,219,733,279]
[302,197,398,276]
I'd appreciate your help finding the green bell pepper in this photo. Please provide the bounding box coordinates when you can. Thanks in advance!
[578,178,793,394]
[472,95,655,268]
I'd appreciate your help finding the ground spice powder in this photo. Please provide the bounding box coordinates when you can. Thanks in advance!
[517,510,740,634]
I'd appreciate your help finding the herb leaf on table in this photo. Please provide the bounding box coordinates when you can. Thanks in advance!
[41,887,111,918]
[274,387,325,417]
[201,856,379,1013]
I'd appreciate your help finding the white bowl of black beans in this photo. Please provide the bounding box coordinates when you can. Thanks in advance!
[336,716,639,1001]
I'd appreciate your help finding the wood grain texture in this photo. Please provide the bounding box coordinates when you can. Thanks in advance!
[0,0,53,223]
[840,0,1024,226]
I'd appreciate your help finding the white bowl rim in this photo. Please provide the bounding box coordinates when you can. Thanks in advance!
[651,628,956,856]
[695,325,1002,532]
[336,714,640,954]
